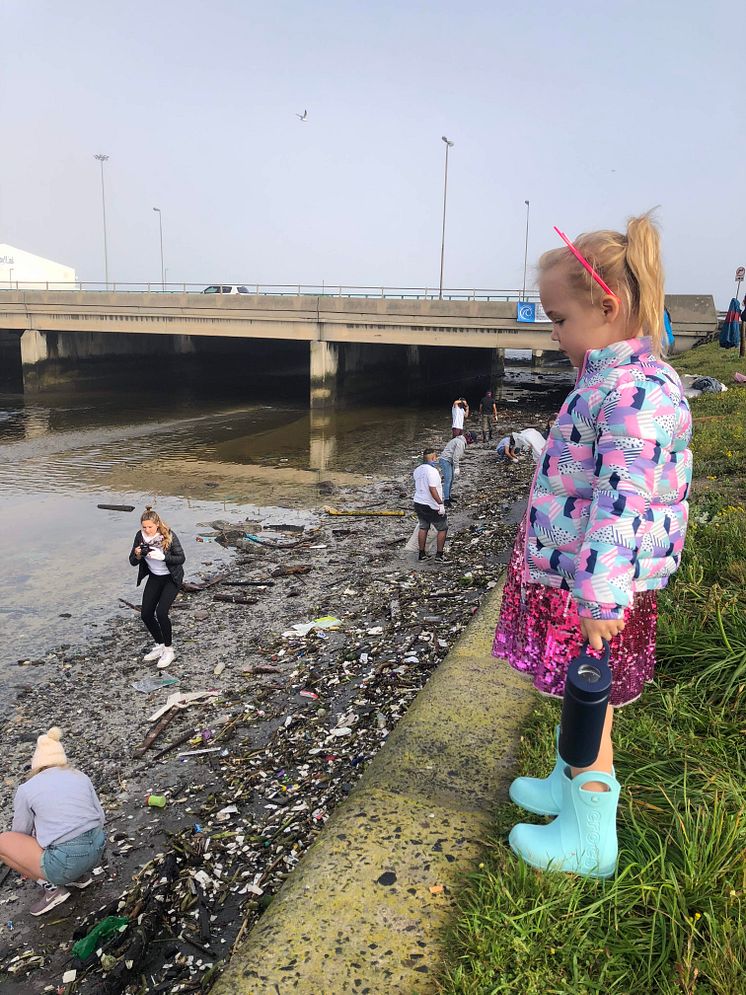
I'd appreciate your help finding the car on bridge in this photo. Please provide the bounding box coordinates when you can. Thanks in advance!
[202,285,250,295]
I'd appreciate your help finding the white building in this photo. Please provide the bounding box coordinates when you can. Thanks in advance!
[0,243,77,289]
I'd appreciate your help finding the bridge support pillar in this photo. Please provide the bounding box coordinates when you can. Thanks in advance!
[310,340,339,409]
[490,347,505,381]
[531,349,545,368]
[0,330,23,390]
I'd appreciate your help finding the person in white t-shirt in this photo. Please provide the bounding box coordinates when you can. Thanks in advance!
[451,397,469,437]
[512,428,547,461]
[412,448,448,561]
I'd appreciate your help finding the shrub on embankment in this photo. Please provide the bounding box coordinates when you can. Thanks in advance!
[441,341,746,995]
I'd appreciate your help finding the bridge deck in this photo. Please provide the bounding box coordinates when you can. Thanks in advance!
[0,291,716,353]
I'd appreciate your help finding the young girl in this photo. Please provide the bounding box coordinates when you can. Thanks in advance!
[493,214,692,877]
[129,506,186,670]
[0,727,106,916]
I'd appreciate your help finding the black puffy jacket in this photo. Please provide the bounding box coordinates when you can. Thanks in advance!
[129,530,185,588]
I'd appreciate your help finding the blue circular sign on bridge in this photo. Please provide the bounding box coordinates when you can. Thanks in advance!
[516,302,536,323]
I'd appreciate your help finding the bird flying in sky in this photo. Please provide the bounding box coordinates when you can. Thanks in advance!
[296,109,308,121]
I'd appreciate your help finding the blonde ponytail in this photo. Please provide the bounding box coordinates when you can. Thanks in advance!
[624,214,665,354]
[538,210,667,356]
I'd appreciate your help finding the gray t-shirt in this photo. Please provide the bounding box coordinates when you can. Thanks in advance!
[12,767,105,848]
[439,435,467,469]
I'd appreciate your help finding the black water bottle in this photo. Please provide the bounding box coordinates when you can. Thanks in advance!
[558,640,612,768]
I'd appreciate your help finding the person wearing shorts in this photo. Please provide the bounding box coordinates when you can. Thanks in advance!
[0,727,106,916]
[413,448,448,560]
[451,398,469,437]
[496,434,517,461]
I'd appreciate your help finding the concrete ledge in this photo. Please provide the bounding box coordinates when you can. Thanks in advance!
[213,582,534,995]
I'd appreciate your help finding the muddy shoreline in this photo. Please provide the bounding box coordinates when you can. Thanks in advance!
[0,424,543,994]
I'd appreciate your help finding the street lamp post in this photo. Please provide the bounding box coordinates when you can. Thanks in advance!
[522,199,530,301]
[94,154,110,289]
[153,207,165,290]
[439,136,454,300]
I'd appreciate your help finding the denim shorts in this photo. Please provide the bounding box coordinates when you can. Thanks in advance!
[41,827,106,886]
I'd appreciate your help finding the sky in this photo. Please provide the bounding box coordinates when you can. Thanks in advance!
[1,0,744,304]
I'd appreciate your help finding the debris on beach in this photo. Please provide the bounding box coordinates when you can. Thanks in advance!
[0,432,543,993]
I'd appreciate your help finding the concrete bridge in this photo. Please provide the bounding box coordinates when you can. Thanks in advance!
[0,290,716,404]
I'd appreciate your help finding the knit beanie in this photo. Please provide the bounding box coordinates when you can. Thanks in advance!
[31,727,67,771]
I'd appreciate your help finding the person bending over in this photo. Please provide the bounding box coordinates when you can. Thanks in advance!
[438,431,476,505]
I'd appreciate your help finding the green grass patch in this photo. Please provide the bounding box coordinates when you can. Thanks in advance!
[440,340,746,995]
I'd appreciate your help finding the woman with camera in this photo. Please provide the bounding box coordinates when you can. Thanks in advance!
[129,506,185,669]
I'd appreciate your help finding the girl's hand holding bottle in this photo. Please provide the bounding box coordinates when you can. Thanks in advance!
[580,617,625,651]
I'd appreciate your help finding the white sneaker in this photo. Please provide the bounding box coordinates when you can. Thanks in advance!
[157,646,176,669]
[143,643,165,662]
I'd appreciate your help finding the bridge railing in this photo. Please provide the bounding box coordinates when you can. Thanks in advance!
[0,281,540,303]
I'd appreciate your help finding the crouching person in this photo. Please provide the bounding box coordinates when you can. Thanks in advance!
[0,727,106,916]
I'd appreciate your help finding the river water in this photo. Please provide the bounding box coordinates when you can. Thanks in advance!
[0,361,571,677]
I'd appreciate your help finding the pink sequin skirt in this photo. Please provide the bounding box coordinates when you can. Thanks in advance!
[493,517,657,707]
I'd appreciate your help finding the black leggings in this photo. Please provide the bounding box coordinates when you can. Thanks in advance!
[141,574,179,647]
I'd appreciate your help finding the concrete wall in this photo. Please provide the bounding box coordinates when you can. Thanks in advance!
[17,330,198,388]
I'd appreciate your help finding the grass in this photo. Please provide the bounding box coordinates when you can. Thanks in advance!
[440,341,746,995]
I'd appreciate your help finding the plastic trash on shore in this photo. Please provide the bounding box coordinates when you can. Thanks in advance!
[70,916,129,962]
[283,615,342,638]
[404,524,438,554]
[131,675,179,694]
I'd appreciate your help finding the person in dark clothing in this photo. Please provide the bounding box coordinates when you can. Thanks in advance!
[129,506,185,670]
[478,390,497,442]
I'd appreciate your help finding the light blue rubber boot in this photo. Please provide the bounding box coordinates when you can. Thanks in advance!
[509,725,564,816]
[508,770,620,879]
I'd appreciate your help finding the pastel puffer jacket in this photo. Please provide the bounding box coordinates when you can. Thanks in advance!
[526,337,692,620]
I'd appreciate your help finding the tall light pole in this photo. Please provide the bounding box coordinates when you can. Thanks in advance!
[439,136,454,300]
[153,207,165,290]
[94,154,110,289]
[522,199,530,301]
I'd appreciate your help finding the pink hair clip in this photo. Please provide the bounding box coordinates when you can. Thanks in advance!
[553,226,620,300]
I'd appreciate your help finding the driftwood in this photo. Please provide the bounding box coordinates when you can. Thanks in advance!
[181,573,227,593]
[133,709,181,758]
[242,664,282,676]
[213,594,259,606]
[271,564,313,577]
[97,503,135,512]
[323,505,405,517]
[222,579,275,587]
[149,726,199,762]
